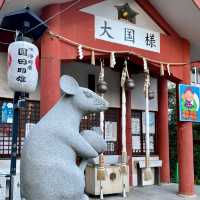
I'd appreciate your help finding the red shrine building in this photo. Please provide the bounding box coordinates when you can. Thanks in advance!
[0,0,200,198]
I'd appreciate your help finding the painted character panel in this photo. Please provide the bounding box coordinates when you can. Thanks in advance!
[179,84,200,122]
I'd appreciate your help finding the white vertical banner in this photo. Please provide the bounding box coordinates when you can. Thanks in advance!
[95,16,160,53]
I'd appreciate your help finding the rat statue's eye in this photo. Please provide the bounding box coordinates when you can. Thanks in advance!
[83,91,92,98]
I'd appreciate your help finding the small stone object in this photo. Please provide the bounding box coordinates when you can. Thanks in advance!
[20,75,109,200]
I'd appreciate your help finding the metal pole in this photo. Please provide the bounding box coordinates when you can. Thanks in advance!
[99,93,104,200]
[9,92,21,200]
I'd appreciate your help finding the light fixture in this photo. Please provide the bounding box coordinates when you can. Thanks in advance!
[1,7,48,41]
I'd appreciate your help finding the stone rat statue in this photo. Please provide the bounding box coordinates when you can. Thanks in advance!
[20,75,109,200]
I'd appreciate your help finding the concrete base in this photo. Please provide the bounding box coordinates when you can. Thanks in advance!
[177,193,197,198]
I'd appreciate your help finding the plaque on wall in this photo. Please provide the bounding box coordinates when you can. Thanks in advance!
[105,121,117,141]
[107,142,115,152]
[132,135,141,150]
[131,118,140,134]
[142,112,155,134]
[179,84,200,122]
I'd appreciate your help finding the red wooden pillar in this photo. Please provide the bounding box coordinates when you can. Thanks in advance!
[177,40,195,197]
[126,89,133,186]
[177,120,194,196]
[40,57,61,116]
[40,4,61,117]
[157,77,170,183]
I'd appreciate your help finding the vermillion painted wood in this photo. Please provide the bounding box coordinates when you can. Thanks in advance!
[157,77,170,183]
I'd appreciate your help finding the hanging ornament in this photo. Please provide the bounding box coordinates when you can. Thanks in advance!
[91,50,95,66]
[77,44,83,60]
[121,60,135,90]
[110,51,116,68]
[97,154,106,180]
[97,80,108,94]
[97,61,108,94]
[167,64,171,76]
[160,63,164,76]
[148,90,155,100]
[125,78,135,90]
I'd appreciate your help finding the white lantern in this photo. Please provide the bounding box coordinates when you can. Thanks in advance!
[7,41,39,93]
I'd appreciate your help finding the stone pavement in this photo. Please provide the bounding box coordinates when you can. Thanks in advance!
[90,184,200,200]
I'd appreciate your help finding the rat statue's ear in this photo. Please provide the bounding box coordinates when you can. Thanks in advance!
[60,75,79,95]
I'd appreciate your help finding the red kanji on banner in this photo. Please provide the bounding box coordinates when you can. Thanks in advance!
[35,55,40,71]
[7,53,12,68]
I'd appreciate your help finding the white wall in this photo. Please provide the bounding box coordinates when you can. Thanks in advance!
[61,62,121,108]
[62,63,158,111]
[0,53,40,100]
[131,73,158,111]
[81,0,165,34]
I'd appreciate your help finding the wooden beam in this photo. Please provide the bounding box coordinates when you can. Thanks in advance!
[191,61,200,68]
[135,0,180,37]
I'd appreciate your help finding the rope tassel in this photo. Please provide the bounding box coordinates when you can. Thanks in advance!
[97,154,106,180]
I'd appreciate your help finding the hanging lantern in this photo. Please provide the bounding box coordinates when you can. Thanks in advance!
[7,41,39,93]
[97,80,108,94]
[148,90,155,100]
[125,78,135,90]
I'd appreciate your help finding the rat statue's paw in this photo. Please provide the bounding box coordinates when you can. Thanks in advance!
[81,129,107,154]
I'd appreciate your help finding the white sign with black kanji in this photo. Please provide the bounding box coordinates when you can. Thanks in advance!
[95,16,160,53]
[7,41,39,93]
